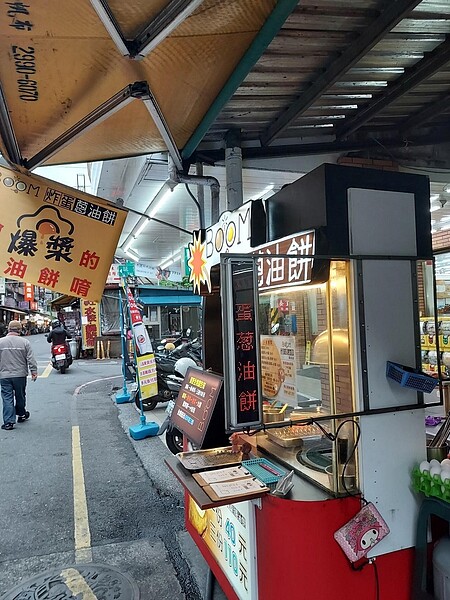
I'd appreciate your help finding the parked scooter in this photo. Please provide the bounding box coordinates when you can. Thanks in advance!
[50,342,73,374]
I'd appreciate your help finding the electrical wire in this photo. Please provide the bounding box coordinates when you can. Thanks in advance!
[372,559,380,600]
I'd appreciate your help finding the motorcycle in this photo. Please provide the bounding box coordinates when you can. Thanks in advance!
[50,342,73,374]
[137,340,202,411]
[159,396,184,455]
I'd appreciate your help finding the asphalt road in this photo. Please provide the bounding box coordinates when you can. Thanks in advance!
[0,334,226,600]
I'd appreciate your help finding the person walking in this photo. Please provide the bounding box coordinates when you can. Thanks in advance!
[0,320,37,430]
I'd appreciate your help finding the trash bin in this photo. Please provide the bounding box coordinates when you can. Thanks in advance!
[69,339,78,359]
[433,536,450,599]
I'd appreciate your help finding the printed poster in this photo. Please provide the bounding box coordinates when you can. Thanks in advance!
[0,165,126,301]
[260,335,296,403]
[188,498,258,600]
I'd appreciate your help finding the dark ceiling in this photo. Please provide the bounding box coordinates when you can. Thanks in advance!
[191,0,450,167]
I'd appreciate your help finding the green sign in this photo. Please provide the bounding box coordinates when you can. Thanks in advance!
[118,261,135,278]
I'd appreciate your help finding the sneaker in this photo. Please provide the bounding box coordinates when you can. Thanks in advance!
[1,423,14,430]
[17,411,30,423]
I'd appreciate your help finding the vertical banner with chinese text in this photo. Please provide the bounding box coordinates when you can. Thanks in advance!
[81,300,100,350]
[221,256,262,429]
[124,286,157,399]
[0,165,127,301]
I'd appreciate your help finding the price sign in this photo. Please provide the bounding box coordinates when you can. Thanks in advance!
[170,367,223,447]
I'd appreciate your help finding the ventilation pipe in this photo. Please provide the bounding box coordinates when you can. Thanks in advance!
[225,129,243,212]
[168,156,220,224]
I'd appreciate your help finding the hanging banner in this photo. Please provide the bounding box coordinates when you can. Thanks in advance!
[124,286,157,399]
[81,299,100,350]
[24,282,34,301]
[0,165,127,301]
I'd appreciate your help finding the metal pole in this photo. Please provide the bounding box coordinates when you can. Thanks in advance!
[115,287,131,403]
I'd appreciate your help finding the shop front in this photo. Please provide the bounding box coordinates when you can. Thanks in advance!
[138,287,202,343]
[166,164,441,600]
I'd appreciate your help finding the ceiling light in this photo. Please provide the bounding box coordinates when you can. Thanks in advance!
[134,219,149,238]
[444,184,450,193]
[160,254,181,270]
[124,248,140,262]
[431,194,440,202]
[430,205,440,212]
[440,216,450,223]
[149,189,172,218]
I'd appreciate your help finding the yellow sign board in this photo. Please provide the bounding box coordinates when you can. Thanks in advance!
[136,355,158,400]
[0,165,127,301]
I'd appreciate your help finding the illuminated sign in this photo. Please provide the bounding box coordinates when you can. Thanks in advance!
[254,230,315,291]
[0,165,126,301]
[170,367,223,447]
[222,256,262,429]
[188,202,253,293]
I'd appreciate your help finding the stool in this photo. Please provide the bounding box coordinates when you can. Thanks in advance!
[413,497,450,599]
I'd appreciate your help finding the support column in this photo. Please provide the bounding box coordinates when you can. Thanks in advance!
[225,129,243,212]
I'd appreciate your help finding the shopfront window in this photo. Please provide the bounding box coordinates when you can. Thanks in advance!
[258,260,354,419]
[422,255,448,377]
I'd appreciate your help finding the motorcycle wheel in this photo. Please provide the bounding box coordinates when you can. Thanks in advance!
[60,365,66,374]
[135,395,158,411]
[165,427,184,455]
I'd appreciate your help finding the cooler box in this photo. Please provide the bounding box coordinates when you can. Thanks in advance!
[433,537,450,599]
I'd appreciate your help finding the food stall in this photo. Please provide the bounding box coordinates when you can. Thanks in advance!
[166,163,442,600]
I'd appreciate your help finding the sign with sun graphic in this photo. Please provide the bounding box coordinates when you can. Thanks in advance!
[187,202,254,293]
[187,231,209,293]
[0,165,126,301]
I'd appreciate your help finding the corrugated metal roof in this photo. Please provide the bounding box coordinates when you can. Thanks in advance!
[198,0,450,160]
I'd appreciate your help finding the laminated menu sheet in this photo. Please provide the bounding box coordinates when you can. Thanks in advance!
[192,465,252,486]
[191,464,270,502]
[203,478,269,501]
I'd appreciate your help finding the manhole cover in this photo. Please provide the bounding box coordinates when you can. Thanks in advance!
[2,563,140,600]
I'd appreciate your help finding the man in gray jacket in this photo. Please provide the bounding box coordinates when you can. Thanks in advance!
[0,320,37,430]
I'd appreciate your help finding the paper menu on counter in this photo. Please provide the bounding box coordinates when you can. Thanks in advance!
[193,466,251,486]
[208,478,269,499]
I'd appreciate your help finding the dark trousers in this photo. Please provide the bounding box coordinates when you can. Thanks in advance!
[1,377,27,424]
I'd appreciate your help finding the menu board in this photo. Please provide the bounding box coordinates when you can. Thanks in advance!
[170,367,223,447]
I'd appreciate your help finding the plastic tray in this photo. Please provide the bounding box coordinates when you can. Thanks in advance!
[386,361,438,394]
[176,447,242,471]
[242,458,287,486]
[411,466,450,503]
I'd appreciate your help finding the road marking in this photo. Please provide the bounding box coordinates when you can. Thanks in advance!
[60,567,97,599]
[72,425,93,563]
[38,363,52,378]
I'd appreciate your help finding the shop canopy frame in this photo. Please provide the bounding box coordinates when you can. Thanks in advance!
[0,1,448,175]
